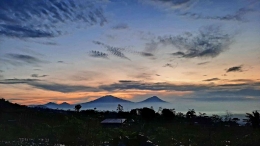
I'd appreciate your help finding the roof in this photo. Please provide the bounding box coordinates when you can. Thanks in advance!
[101,118,126,124]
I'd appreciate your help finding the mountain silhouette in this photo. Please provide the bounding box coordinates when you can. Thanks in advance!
[39,95,169,109]
[85,95,132,104]
[139,96,167,103]
[44,102,57,106]
[43,102,72,108]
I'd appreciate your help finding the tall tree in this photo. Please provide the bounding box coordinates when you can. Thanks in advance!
[74,104,81,112]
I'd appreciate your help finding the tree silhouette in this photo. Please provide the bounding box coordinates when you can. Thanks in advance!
[162,108,175,120]
[141,107,155,121]
[186,109,196,124]
[74,104,81,112]
[224,110,233,122]
[117,104,123,112]
[244,110,260,128]
[186,109,196,119]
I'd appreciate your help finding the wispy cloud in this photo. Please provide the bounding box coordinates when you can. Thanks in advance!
[226,65,243,73]
[93,41,130,60]
[112,23,129,30]
[0,78,98,93]
[163,63,177,68]
[197,61,210,65]
[6,54,44,64]
[142,0,197,10]
[29,82,98,93]
[203,78,220,82]
[156,25,233,58]
[99,80,211,91]
[2,53,46,66]
[0,78,41,84]
[178,8,254,22]
[0,0,107,38]
[88,50,108,59]
[31,74,48,78]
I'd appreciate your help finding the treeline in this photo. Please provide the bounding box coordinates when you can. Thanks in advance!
[0,99,260,146]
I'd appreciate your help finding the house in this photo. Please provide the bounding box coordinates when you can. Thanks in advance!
[101,118,126,127]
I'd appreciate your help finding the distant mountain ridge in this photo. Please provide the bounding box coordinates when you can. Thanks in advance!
[138,96,167,103]
[85,95,133,104]
[38,95,168,109]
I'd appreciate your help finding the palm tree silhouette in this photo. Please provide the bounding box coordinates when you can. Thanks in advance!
[244,110,260,128]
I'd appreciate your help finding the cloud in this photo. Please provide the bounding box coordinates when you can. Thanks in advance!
[93,41,154,59]
[1,78,260,101]
[6,53,44,64]
[203,78,220,82]
[197,61,210,65]
[145,40,159,52]
[143,0,197,10]
[0,0,107,39]
[140,52,154,57]
[35,41,58,46]
[99,80,211,91]
[0,78,98,93]
[31,74,48,78]
[178,8,254,22]
[0,78,41,84]
[163,63,177,68]
[112,23,129,30]
[158,25,233,58]
[132,73,154,80]
[98,79,260,102]
[226,65,243,73]
[0,24,56,38]
[57,61,64,63]
[88,50,108,59]
[118,80,135,83]
[29,82,98,93]
[93,41,130,60]
[131,51,155,58]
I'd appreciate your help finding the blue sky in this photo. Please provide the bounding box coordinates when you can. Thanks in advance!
[0,0,260,112]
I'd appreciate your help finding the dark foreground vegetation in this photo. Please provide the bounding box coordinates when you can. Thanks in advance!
[0,99,259,146]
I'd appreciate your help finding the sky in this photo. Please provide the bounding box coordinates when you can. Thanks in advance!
[0,0,260,112]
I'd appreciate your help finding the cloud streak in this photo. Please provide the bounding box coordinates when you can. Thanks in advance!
[178,8,254,22]
[156,25,233,58]
[1,53,46,66]
[93,41,130,60]
[143,0,197,10]
[0,78,98,93]
[203,78,220,82]
[226,65,243,73]
[112,23,129,30]
[1,78,260,101]
[88,50,108,59]
[31,74,48,78]
[197,61,210,65]
[0,0,107,38]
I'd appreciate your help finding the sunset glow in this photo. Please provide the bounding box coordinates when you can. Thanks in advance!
[0,0,260,112]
